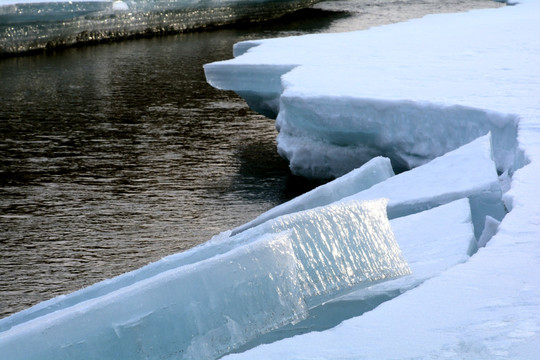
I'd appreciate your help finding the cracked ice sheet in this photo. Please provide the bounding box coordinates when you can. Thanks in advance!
[220,1,540,359]
[208,3,538,116]
[205,2,538,177]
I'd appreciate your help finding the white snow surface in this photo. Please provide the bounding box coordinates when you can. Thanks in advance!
[212,1,540,358]
[205,3,533,178]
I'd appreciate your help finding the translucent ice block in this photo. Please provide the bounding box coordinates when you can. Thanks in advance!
[0,199,410,360]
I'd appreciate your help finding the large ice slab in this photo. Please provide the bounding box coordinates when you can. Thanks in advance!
[342,134,505,239]
[205,4,527,178]
[232,156,394,235]
[241,198,411,307]
[0,232,306,360]
[0,0,321,56]
[0,199,410,359]
[232,199,477,352]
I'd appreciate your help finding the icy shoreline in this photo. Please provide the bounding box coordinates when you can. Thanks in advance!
[204,1,540,358]
[0,0,321,56]
[1,1,538,358]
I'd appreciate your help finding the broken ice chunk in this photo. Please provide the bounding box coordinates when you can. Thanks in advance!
[232,156,394,235]
[338,198,477,303]
[342,133,506,239]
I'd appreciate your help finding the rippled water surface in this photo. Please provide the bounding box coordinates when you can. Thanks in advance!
[0,0,503,318]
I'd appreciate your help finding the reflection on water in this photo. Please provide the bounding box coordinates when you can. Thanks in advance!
[0,8,341,318]
[0,0,503,318]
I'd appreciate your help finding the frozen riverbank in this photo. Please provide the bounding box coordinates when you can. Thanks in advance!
[205,0,540,358]
[0,0,321,55]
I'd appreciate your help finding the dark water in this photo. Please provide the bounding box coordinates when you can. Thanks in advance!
[0,8,348,318]
[0,0,503,319]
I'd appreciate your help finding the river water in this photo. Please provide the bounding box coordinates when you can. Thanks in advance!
[0,0,502,318]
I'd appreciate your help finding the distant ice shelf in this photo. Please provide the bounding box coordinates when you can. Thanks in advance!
[0,0,322,56]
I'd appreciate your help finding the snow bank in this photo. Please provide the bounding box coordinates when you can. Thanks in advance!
[0,199,410,359]
[205,4,527,178]
[209,1,540,358]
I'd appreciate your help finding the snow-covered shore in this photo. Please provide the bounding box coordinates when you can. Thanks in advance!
[204,1,540,358]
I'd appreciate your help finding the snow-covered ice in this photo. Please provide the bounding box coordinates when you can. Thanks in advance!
[341,133,505,239]
[203,0,540,358]
[0,199,410,359]
[205,5,524,178]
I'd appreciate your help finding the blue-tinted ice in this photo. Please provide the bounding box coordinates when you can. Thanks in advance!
[0,199,410,360]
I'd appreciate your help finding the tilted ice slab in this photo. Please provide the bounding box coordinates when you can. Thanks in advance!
[237,198,411,307]
[0,0,321,55]
[234,199,477,351]
[342,134,505,240]
[0,199,410,359]
[232,156,394,235]
[0,195,399,332]
[0,232,306,360]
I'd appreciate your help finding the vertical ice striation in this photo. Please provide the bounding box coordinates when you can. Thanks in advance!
[0,0,322,55]
[337,198,477,304]
[0,198,410,359]
[256,198,411,307]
